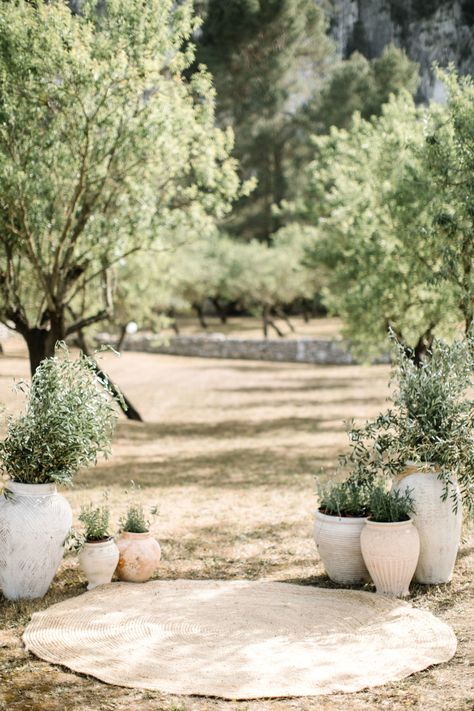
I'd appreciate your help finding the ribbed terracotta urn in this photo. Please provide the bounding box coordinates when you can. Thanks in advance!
[393,462,462,584]
[360,518,420,597]
[313,510,369,584]
[116,531,161,582]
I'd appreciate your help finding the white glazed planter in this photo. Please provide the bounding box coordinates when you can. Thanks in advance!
[393,463,462,584]
[360,518,420,597]
[313,510,369,584]
[79,539,119,590]
[116,531,161,582]
[0,481,72,600]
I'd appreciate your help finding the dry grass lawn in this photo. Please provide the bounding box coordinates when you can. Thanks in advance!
[0,338,472,711]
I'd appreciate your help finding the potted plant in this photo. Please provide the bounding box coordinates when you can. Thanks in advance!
[314,477,370,585]
[116,498,160,583]
[77,499,119,590]
[360,484,419,597]
[0,344,118,600]
[348,336,474,584]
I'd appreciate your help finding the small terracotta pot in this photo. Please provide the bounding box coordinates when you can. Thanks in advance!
[116,531,161,582]
[313,510,369,584]
[360,518,420,597]
[79,538,120,590]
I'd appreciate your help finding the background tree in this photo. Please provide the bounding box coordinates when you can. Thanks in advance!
[0,0,242,374]
[301,93,461,361]
[195,0,332,242]
[421,69,474,335]
[299,45,419,134]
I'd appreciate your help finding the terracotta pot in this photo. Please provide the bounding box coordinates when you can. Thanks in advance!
[116,531,161,582]
[0,482,72,600]
[79,538,119,590]
[360,518,420,597]
[313,510,369,584]
[393,463,462,584]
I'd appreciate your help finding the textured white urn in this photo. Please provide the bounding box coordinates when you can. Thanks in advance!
[393,463,462,584]
[0,481,72,600]
[79,539,119,590]
[360,518,420,597]
[313,510,369,584]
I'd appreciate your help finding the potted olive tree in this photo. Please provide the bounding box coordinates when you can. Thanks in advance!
[350,336,474,585]
[0,344,118,600]
[77,500,119,590]
[314,477,370,585]
[360,485,419,597]
[116,499,160,583]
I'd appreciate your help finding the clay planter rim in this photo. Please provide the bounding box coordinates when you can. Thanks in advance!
[7,481,57,496]
[364,517,414,528]
[316,509,368,524]
[84,537,114,547]
[119,530,151,539]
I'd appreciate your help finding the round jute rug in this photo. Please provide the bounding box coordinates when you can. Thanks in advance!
[23,580,456,699]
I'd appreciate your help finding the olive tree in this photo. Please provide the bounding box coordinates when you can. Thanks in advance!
[0,0,242,373]
[301,92,461,361]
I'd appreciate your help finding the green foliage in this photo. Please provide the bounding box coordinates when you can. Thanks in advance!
[421,69,474,333]
[348,336,474,512]
[119,504,149,533]
[298,68,474,356]
[368,484,415,523]
[303,46,419,133]
[79,501,112,542]
[195,0,331,241]
[119,503,159,534]
[0,0,242,369]
[0,344,118,485]
[301,91,460,358]
[318,478,369,517]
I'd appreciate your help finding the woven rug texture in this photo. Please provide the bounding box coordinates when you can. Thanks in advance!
[23,580,457,699]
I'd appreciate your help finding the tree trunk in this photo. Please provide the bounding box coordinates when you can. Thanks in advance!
[275,308,295,333]
[116,324,127,352]
[76,330,143,421]
[25,327,53,376]
[412,330,434,367]
[193,303,208,329]
[262,305,269,339]
[211,298,228,324]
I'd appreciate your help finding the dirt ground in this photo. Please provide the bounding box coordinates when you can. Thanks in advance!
[0,339,472,711]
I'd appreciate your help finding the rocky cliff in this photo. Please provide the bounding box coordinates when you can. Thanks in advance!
[329,0,474,101]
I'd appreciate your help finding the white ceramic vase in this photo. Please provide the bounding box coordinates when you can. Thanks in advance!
[360,518,420,597]
[0,481,72,600]
[313,510,369,584]
[393,463,462,584]
[116,531,161,582]
[79,539,120,590]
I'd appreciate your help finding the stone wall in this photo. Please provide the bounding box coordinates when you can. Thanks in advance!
[97,333,389,365]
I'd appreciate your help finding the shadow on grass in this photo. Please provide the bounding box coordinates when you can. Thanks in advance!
[113,416,346,441]
[214,376,389,394]
[79,447,336,490]
[225,396,385,410]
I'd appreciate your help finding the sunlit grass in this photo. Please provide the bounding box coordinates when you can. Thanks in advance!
[0,340,472,711]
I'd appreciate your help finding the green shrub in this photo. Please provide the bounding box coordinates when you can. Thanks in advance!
[368,485,415,523]
[318,478,369,517]
[346,336,474,512]
[78,501,112,542]
[0,344,119,486]
[119,504,150,533]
